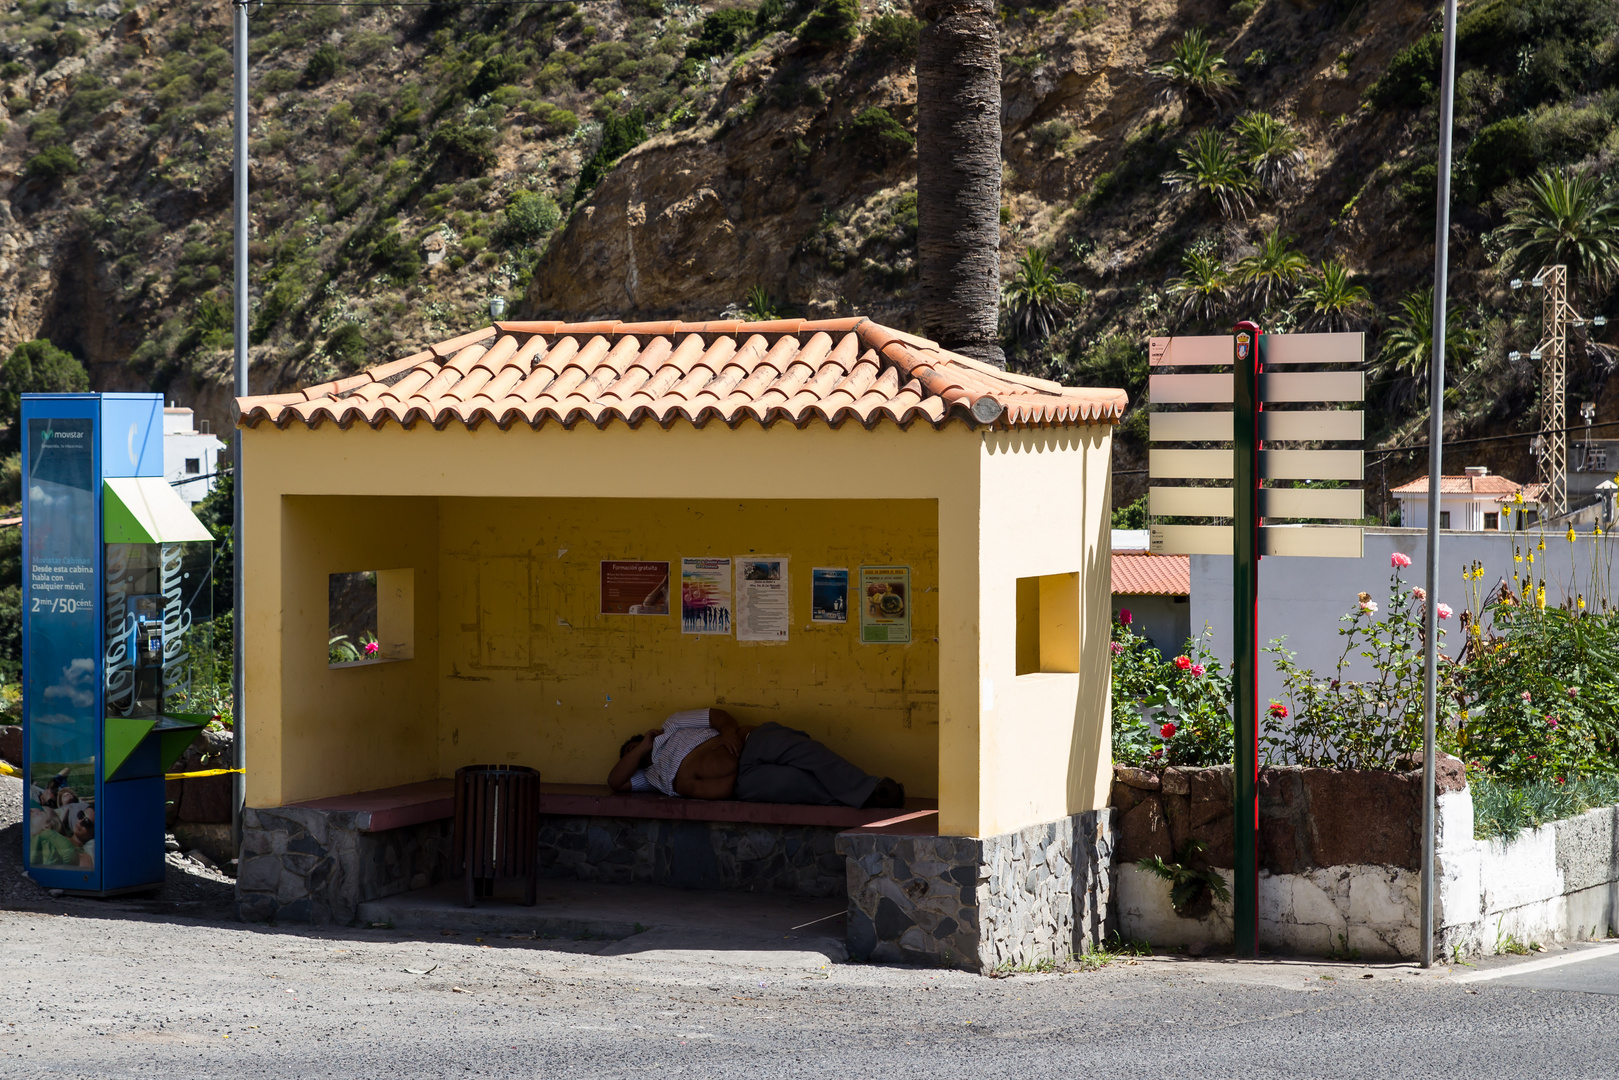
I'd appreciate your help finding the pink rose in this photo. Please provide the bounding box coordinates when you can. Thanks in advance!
[1392,552,1412,568]
[1412,586,1427,601]
[1268,702,1288,720]
[1437,603,1453,620]
[1109,642,1125,656]
[1159,722,1178,739]
[1190,664,1206,677]
[1119,609,1133,625]
[363,641,379,657]
[1521,691,1532,703]
[1546,715,1559,728]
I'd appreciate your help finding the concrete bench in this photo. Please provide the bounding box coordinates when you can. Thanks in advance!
[241,779,937,925]
[290,778,937,834]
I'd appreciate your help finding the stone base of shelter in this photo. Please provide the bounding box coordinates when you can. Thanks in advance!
[538,815,847,898]
[837,810,1118,972]
[235,806,451,925]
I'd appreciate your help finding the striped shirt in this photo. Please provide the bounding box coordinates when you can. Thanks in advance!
[629,708,716,797]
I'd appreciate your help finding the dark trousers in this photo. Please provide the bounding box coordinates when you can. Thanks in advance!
[734,722,881,807]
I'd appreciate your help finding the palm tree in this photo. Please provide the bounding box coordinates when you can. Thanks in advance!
[1294,260,1370,332]
[1231,112,1304,192]
[1373,287,1479,406]
[917,0,1004,366]
[1232,228,1308,308]
[1166,249,1230,323]
[1148,29,1237,109]
[1001,248,1086,341]
[1162,130,1254,220]
[1497,169,1619,288]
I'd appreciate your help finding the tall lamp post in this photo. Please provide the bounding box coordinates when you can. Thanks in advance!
[230,0,249,855]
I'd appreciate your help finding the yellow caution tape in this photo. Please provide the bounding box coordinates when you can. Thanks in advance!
[0,760,239,781]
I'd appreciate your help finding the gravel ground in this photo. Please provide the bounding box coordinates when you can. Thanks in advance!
[1,774,236,915]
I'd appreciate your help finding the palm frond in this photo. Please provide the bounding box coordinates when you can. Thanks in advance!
[1162,129,1255,220]
[1147,29,1238,107]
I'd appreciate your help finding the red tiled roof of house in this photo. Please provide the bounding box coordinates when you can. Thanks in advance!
[1111,552,1190,596]
[1389,474,1526,496]
[236,318,1128,431]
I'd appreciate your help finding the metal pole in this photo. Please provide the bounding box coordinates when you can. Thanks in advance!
[1420,0,1460,970]
[231,0,249,861]
[1232,320,1261,958]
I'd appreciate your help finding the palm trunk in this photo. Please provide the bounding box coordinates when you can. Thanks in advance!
[917,0,1004,368]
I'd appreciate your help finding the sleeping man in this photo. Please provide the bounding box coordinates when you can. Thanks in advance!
[607,708,905,809]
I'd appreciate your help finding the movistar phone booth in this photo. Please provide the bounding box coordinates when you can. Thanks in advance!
[21,393,214,895]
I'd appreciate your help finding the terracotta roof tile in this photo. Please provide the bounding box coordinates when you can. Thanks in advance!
[1112,553,1191,596]
[237,318,1129,431]
[1390,473,1529,496]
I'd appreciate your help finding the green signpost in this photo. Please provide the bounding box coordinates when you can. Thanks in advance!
[1148,326,1365,957]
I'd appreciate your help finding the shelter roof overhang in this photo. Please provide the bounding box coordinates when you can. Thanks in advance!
[236,318,1128,433]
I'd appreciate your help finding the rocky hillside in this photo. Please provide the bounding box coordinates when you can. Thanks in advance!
[0,0,1614,509]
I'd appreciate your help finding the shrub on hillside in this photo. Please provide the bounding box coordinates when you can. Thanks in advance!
[0,340,88,450]
[25,145,79,183]
[685,8,755,59]
[797,0,859,45]
[575,108,647,201]
[302,43,343,85]
[499,190,561,244]
[844,106,914,161]
[865,12,922,59]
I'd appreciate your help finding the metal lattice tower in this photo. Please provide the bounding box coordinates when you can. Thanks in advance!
[1538,264,1569,515]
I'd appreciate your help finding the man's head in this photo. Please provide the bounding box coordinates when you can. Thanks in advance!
[619,733,653,768]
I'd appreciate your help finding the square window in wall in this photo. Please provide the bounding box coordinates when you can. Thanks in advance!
[185,458,200,474]
[328,568,414,666]
[1015,572,1081,676]
[1439,511,1451,529]
[1485,512,1499,530]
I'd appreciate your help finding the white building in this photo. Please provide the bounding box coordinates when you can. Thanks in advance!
[1390,466,1538,531]
[163,407,227,506]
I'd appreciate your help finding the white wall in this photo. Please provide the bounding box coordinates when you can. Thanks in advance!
[165,431,226,505]
[1396,494,1503,531]
[1192,528,1617,713]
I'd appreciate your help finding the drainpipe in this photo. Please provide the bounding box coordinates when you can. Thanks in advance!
[231,0,249,861]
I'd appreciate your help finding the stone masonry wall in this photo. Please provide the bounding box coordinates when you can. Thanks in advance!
[236,807,450,924]
[538,815,846,898]
[839,810,1117,971]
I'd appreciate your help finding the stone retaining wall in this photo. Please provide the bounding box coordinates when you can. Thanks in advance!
[838,810,1116,971]
[235,806,450,924]
[537,815,847,898]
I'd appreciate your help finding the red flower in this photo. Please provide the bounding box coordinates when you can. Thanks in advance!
[1174,655,1192,670]
[1159,722,1178,739]
[1268,702,1288,720]
[1119,609,1133,625]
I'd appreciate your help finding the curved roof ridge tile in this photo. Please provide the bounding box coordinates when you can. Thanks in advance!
[475,334,521,372]
[443,366,494,403]
[429,326,498,358]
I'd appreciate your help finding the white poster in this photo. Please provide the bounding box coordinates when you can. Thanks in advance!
[735,557,789,642]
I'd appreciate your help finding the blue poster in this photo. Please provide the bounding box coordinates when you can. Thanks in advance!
[811,567,849,623]
[25,416,99,872]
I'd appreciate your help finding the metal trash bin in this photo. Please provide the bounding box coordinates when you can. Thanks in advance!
[451,764,540,907]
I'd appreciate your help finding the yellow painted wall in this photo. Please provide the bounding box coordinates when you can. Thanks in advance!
[436,498,938,793]
[975,425,1114,836]
[275,496,441,804]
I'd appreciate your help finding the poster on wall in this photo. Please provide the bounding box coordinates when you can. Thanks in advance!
[600,561,671,615]
[680,557,732,635]
[735,557,789,642]
[811,568,849,623]
[859,566,911,644]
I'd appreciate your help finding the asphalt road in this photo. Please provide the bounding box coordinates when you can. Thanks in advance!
[5,905,1619,1080]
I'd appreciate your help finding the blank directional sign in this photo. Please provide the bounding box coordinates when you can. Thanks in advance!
[1150,486,1233,517]
[1151,411,1234,441]
[1150,336,1233,366]
[1260,487,1364,520]
[1261,332,1364,367]
[1260,526,1364,558]
[1151,524,1232,555]
[1260,410,1363,441]
[1260,371,1363,403]
[1150,373,1234,403]
[1151,449,1234,479]
[1261,449,1363,481]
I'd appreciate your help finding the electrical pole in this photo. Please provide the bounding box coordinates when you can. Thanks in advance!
[231,0,249,858]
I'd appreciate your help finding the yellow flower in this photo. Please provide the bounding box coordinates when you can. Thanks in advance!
[1514,553,1523,563]
[1598,525,1606,537]
[1514,491,1525,505]
[1527,551,1535,565]
[1537,539,1546,552]
[1567,528,1578,543]
[1578,595,1587,610]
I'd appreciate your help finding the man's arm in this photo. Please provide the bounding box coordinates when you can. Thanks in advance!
[607,729,660,792]
[709,708,744,756]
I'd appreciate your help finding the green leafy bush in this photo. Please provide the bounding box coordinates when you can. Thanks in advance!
[25,144,78,182]
[302,43,343,85]
[844,106,914,160]
[325,322,368,367]
[797,0,859,45]
[685,8,754,59]
[1473,774,1619,841]
[0,340,88,449]
[576,107,647,200]
[433,122,499,174]
[467,53,519,98]
[865,12,921,59]
[500,190,561,244]
[1111,620,1235,768]
[1364,33,1440,108]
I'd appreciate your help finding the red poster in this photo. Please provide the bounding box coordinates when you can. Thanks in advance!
[600,561,670,615]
